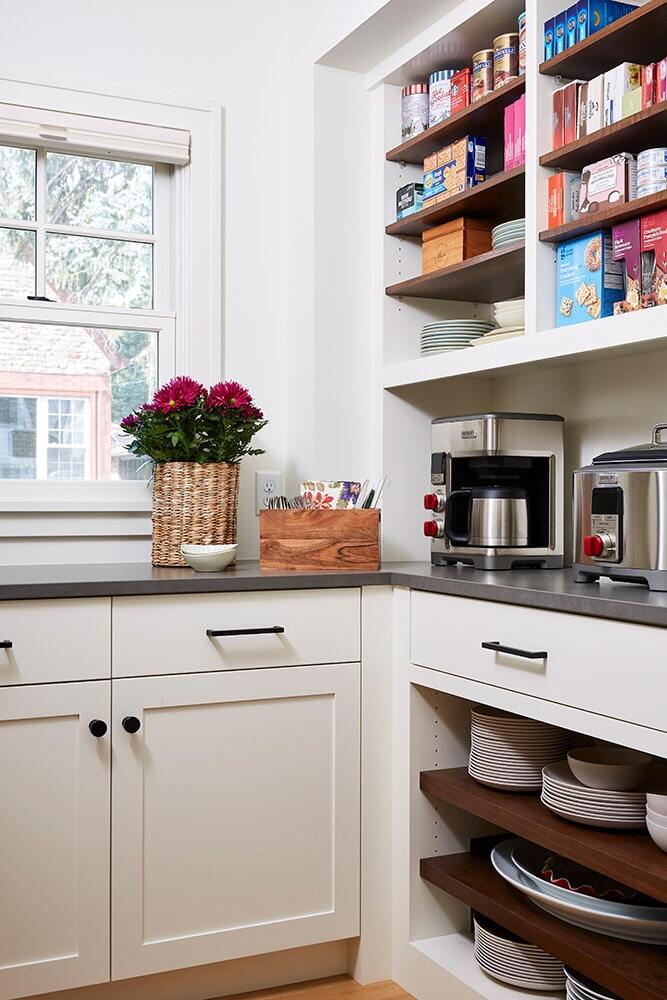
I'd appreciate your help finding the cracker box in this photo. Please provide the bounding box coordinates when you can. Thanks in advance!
[586,74,604,133]
[642,64,655,109]
[423,136,486,203]
[640,211,667,308]
[544,18,555,61]
[612,219,641,313]
[556,230,624,326]
[603,63,642,126]
[396,182,424,220]
[548,171,581,228]
[579,153,637,213]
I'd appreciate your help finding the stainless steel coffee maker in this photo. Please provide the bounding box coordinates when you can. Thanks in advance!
[424,413,564,570]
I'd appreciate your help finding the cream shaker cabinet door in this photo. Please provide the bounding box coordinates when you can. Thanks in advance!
[0,682,110,1000]
[111,663,360,980]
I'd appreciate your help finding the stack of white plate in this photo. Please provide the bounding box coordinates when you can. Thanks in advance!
[469,706,571,792]
[565,967,621,1000]
[541,761,647,829]
[492,218,525,250]
[420,319,495,355]
[492,838,667,945]
[473,912,565,991]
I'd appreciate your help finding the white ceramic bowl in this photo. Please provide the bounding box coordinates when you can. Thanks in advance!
[180,543,237,572]
[647,792,667,814]
[648,818,667,853]
[567,746,653,791]
[647,807,667,829]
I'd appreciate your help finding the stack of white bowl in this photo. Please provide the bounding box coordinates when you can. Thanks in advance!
[473,912,565,991]
[469,705,570,792]
[647,792,667,852]
[474,298,525,346]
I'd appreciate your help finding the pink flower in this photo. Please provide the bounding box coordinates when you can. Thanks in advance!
[120,413,140,431]
[152,376,205,414]
[206,380,253,411]
[305,490,334,509]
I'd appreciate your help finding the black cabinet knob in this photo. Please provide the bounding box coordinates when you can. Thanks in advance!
[0,640,12,649]
[89,719,107,738]
[122,716,141,734]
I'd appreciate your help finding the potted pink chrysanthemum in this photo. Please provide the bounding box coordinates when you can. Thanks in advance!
[121,376,266,566]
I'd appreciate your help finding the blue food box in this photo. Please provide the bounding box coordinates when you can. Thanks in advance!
[423,136,486,202]
[544,17,555,60]
[576,1,589,42]
[556,230,624,326]
[566,5,578,47]
[554,10,567,53]
[396,182,423,219]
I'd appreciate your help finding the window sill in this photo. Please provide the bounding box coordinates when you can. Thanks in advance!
[0,481,153,513]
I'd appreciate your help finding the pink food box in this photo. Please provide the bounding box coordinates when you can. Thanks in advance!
[579,153,637,214]
[516,94,526,166]
[504,102,515,170]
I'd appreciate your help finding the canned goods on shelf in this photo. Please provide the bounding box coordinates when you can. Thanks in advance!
[429,70,457,126]
[401,83,429,141]
[518,11,527,76]
[472,50,494,102]
[493,33,519,90]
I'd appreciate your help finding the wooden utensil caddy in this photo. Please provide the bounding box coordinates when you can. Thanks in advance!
[259,509,380,571]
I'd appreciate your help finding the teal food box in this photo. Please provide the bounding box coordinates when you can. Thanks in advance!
[556,230,624,326]
[396,182,423,219]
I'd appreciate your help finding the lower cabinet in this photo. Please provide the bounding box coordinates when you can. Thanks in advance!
[0,681,110,1000]
[111,662,360,980]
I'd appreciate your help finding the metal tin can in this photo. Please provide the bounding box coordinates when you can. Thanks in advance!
[493,33,519,90]
[472,50,494,102]
[638,148,667,168]
[518,11,527,76]
[429,70,456,126]
[401,83,429,141]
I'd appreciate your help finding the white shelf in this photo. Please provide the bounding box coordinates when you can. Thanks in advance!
[412,933,565,1000]
[382,309,667,389]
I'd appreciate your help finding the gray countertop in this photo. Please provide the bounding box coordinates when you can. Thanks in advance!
[3,560,667,627]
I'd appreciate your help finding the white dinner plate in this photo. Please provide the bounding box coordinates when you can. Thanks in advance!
[565,967,621,999]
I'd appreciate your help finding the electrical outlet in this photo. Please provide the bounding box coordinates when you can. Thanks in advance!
[255,471,284,514]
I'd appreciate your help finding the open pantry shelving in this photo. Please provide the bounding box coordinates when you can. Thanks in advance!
[386,241,524,301]
[539,187,667,243]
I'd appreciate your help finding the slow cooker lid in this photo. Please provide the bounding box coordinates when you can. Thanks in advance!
[593,429,667,464]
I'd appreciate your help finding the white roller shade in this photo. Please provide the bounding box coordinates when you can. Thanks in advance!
[0,102,190,164]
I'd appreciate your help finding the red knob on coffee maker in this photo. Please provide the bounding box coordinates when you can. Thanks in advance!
[583,534,604,557]
[423,493,439,510]
[423,520,439,538]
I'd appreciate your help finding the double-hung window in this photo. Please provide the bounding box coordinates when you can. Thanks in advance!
[0,82,221,511]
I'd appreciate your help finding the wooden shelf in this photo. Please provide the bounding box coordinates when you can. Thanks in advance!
[540,0,667,79]
[421,767,667,903]
[386,77,525,166]
[420,851,667,1000]
[385,241,524,301]
[539,188,667,244]
[386,166,525,238]
[540,101,667,172]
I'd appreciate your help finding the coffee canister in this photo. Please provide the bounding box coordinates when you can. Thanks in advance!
[472,50,494,102]
[429,70,456,126]
[493,33,519,89]
[518,11,527,75]
[402,84,429,141]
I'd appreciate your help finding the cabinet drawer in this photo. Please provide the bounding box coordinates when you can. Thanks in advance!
[411,590,663,731]
[112,588,360,677]
[0,598,111,685]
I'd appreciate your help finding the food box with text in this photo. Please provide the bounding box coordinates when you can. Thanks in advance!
[640,210,667,308]
[556,230,623,326]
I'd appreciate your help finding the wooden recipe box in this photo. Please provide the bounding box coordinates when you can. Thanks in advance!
[422,215,492,274]
[259,509,380,571]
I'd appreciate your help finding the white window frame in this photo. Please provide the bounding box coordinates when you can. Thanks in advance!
[0,75,222,513]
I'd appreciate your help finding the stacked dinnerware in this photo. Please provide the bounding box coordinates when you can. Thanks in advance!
[541,761,647,829]
[492,217,525,250]
[565,967,621,1000]
[474,297,525,344]
[469,706,570,792]
[647,792,667,852]
[492,837,667,945]
[473,912,566,991]
[420,319,495,355]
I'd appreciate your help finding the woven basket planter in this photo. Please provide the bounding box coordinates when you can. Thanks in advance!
[152,461,240,567]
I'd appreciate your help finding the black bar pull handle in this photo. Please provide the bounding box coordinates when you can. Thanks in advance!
[482,641,548,661]
[0,640,12,649]
[206,626,285,638]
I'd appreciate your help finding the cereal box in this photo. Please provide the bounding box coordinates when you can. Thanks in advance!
[548,171,581,228]
[612,219,641,313]
[640,211,667,308]
[554,10,566,54]
[576,1,589,42]
[579,153,637,213]
[544,17,555,61]
[556,230,624,326]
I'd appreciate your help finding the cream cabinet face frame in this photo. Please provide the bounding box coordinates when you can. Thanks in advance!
[0,681,110,1000]
[111,662,360,980]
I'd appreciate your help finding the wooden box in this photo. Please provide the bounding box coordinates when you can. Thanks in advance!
[422,216,492,274]
[259,509,380,572]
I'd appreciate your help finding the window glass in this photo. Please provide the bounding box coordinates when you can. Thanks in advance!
[0,228,35,298]
[46,153,152,234]
[0,146,36,220]
[46,234,152,308]
[0,323,158,480]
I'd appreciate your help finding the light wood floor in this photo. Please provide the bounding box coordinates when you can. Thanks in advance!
[222,975,414,1000]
